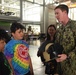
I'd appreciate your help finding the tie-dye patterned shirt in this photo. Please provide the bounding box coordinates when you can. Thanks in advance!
[4,39,30,75]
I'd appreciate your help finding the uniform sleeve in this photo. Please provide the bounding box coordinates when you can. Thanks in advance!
[71,21,76,46]
[67,21,76,58]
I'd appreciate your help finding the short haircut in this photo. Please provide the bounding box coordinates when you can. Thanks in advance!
[54,4,69,14]
[0,28,11,43]
[10,22,25,33]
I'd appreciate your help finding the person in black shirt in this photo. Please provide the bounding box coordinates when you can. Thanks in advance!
[0,28,11,75]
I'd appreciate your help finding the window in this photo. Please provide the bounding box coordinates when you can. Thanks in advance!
[69,8,76,20]
[0,0,20,17]
[35,0,43,4]
[23,1,41,21]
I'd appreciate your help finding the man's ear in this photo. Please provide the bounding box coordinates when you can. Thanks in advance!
[64,10,67,14]
[11,33,14,36]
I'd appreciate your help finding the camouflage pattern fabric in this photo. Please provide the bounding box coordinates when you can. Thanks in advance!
[55,19,76,75]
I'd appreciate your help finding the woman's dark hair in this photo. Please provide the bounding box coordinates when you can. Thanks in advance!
[10,22,25,33]
[46,24,56,42]
[0,28,11,43]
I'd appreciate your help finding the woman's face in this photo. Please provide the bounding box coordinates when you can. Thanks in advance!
[48,26,56,36]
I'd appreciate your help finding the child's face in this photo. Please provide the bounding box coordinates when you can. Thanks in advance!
[0,40,6,52]
[12,29,24,40]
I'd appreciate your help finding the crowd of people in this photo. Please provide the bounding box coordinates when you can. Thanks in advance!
[0,4,76,75]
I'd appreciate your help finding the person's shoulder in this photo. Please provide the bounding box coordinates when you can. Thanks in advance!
[21,40,29,47]
[0,52,4,58]
[70,19,76,25]
[6,39,13,44]
[70,19,76,30]
[70,19,76,22]
[5,39,17,48]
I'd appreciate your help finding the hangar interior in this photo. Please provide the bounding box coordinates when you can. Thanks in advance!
[0,0,76,34]
[0,0,76,75]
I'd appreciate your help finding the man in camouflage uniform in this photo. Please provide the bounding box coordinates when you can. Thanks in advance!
[54,4,76,75]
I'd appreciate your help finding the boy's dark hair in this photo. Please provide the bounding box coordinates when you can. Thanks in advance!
[54,4,69,14]
[0,28,11,43]
[10,22,25,33]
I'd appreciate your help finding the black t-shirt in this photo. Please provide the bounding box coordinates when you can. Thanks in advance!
[0,52,11,75]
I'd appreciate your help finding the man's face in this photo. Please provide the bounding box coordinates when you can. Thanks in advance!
[55,8,65,23]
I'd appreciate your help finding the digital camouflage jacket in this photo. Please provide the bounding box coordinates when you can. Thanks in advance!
[55,19,76,75]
